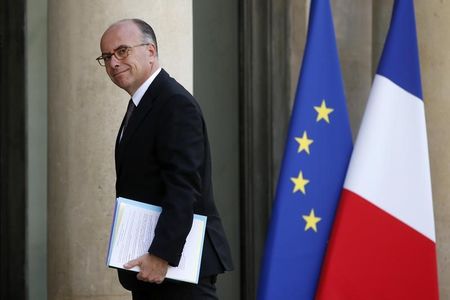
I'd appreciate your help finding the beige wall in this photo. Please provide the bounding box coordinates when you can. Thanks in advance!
[332,0,372,139]
[47,1,192,299]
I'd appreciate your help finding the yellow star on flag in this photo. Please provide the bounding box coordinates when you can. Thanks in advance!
[314,99,334,123]
[290,171,309,194]
[302,209,322,232]
[295,131,313,154]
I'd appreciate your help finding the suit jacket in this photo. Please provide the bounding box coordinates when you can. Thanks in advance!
[115,69,233,291]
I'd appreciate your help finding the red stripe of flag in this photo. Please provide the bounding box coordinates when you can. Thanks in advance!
[317,189,439,300]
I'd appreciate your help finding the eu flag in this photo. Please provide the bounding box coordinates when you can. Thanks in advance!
[257,0,352,299]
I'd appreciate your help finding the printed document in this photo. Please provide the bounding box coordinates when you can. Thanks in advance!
[106,197,207,284]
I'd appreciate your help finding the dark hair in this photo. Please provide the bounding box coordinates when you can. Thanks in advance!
[130,18,158,52]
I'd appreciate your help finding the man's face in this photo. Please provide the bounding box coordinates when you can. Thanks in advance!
[100,21,156,95]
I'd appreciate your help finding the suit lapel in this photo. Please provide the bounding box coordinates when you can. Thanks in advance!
[115,69,169,174]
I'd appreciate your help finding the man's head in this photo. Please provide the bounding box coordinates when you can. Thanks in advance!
[99,19,159,95]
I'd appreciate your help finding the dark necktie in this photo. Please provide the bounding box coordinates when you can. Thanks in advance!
[120,99,136,141]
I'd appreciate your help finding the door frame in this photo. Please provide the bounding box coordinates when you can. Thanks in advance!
[239,0,293,298]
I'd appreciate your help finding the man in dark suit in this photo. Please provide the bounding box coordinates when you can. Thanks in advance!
[97,19,233,299]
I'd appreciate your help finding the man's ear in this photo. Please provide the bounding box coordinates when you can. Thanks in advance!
[147,43,158,58]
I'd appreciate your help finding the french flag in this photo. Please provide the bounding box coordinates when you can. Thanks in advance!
[316,0,440,299]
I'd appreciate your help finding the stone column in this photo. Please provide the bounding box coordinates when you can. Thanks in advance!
[48,1,192,299]
[26,0,48,298]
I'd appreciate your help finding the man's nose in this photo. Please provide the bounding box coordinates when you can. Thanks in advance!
[107,55,120,68]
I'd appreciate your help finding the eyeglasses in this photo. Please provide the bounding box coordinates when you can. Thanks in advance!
[96,43,150,66]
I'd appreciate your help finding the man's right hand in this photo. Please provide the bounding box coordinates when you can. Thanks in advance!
[124,253,169,284]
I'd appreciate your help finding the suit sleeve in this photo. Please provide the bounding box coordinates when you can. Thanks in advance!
[149,95,204,266]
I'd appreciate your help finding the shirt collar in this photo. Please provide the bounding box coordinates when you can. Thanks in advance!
[131,67,162,106]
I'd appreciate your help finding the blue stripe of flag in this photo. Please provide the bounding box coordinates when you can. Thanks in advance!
[377,0,423,100]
